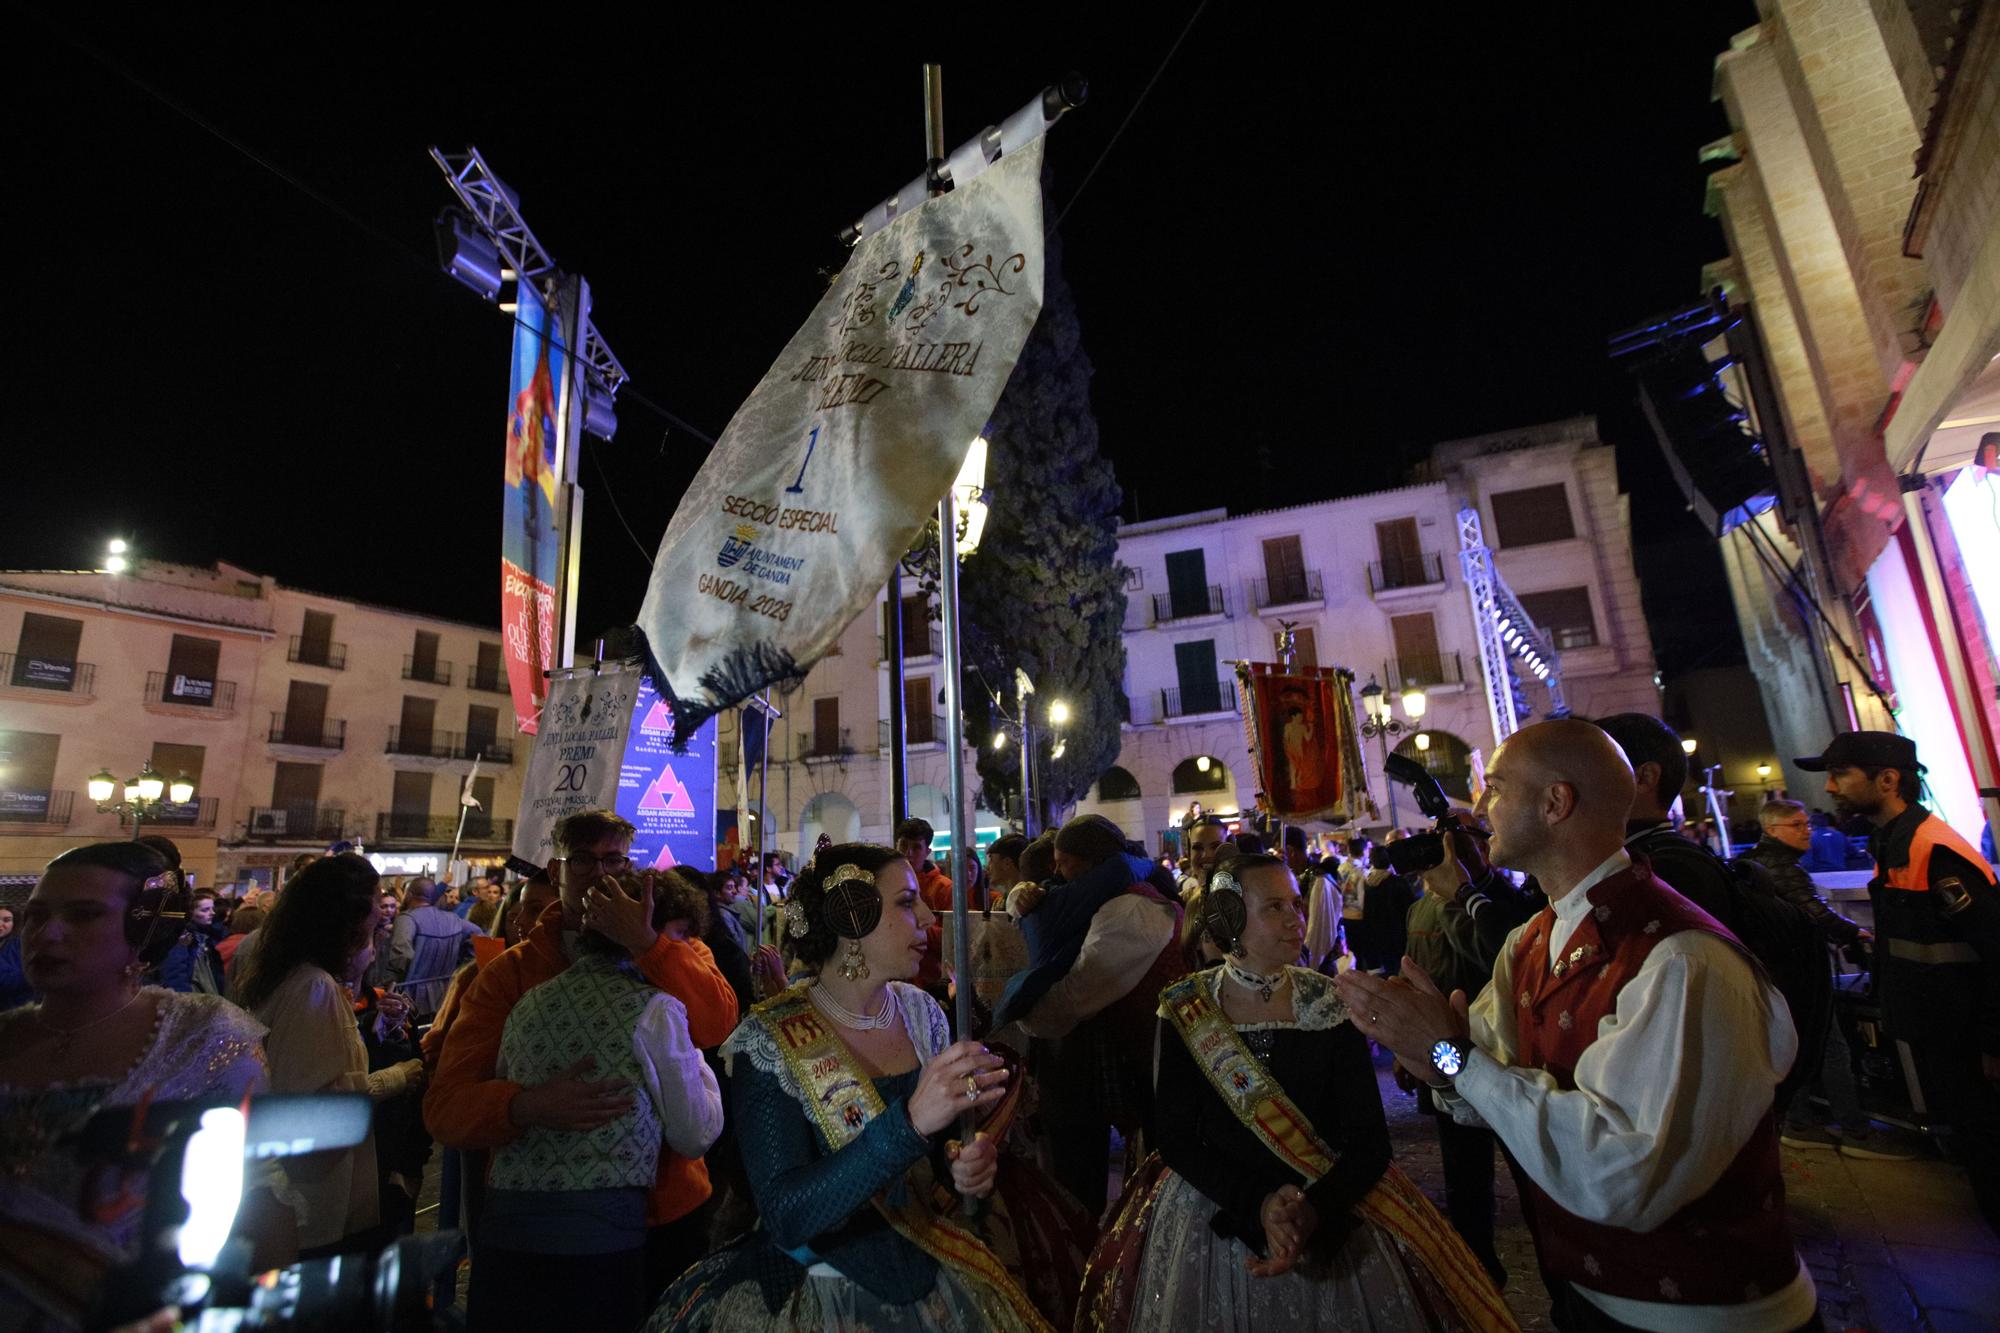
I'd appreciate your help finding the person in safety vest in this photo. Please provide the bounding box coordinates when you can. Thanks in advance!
[1799,731,2000,1235]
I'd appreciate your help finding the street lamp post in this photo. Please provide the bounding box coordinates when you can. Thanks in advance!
[1357,677,1427,830]
[88,764,195,841]
[990,693,1070,838]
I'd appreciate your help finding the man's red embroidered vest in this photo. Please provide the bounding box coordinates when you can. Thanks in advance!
[1509,866,1798,1306]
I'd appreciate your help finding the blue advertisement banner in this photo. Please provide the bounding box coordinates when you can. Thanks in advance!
[616,675,717,872]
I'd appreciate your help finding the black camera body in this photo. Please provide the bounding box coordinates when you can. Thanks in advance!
[76,1094,462,1333]
[1372,753,1457,877]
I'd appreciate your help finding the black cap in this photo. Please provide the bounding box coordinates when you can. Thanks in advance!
[1793,731,1925,773]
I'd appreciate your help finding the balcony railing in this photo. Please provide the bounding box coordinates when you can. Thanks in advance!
[1161,680,1238,719]
[402,656,455,686]
[1251,570,1324,609]
[1541,623,1599,650]
[247,804,347,841]
[145,671,237,712]
[1152,586,1228,623]
[1366,551,1446,594]
[269,713,346,749]
[0,789,74,825]
[467,663,509,693]
[798,728,852,761]
[386,727,459,759]
[461,736,514,763]
[287,636,348,669]
[877,624,944,661]
[879,714,947,749]
[375,812,514,844]
[1,651,96,695]
[1386,652,1465,689]
[132,797,219,830]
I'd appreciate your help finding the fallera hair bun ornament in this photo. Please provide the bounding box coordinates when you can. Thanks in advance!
[782,898,811,940]
[1203,866,1248,954]
[820,864,883,940]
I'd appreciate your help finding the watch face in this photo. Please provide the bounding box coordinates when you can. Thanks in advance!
[1430,1038,1464,1079]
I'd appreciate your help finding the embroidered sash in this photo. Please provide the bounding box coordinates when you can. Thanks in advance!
[1157,972,1519,1333]
[752,985,1055,1333]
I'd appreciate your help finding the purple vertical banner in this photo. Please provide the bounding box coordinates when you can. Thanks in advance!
[616,674,717,871]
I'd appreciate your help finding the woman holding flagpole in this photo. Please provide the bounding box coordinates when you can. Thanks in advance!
[1077,853,1516,1333]
[646,843,1053,1332]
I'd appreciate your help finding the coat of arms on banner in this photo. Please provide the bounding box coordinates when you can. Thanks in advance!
[635,138,1049,740]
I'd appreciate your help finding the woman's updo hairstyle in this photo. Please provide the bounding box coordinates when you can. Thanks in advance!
[1201,850,1287,953]
[44,841,175,961]
[781,842,904,972]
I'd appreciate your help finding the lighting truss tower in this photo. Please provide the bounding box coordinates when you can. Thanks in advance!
[431,146,629,673]
[1458,505,1567,750]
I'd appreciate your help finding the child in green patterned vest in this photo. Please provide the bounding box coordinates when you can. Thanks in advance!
[472,876,724,1333]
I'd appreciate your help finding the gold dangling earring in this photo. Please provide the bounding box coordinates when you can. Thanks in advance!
[839,939,869,982]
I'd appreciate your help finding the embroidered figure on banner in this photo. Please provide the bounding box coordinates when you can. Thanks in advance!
[889,252,925,320]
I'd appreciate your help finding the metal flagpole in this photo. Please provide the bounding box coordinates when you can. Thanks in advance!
[449,752,484,868]
[922,64,976,1047]
[758,699,775,943]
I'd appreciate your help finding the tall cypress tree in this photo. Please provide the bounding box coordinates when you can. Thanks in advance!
[959,196,1127,830]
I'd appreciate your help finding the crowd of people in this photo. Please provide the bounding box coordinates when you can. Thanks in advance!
[0,712,1994,1333]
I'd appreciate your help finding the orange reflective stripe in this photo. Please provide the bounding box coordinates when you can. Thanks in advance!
[1883,815,1998,892]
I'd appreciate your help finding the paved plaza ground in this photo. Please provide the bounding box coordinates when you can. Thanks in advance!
[417,1059,1999,1330]
[1377,1064,2000,1332]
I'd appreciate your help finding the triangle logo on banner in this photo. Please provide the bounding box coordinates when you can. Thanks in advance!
[651,843,678,869]
[640,765,695,813]
[640,699,675,735]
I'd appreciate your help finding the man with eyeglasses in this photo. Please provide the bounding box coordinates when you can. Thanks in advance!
[425,808,739,1300]
[1742,799,1916,1160]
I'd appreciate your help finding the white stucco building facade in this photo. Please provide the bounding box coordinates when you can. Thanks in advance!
[724,416,1661,857]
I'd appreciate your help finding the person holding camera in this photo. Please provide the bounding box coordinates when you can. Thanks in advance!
[0,842,278,1329]
[1339,720,1818,1332]
[1403,812,1540,1289]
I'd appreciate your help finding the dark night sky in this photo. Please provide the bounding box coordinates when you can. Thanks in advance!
[13,4,1752,674]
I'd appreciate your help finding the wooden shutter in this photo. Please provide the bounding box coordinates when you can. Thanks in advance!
[905,677,935,743]
[1390,613,1443,685]
[1489,485,1576,547]
[13,613,84,689]
[813,696,841,753]
[284,680,328,742]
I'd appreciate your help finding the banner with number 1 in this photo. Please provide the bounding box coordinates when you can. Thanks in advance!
[635,137,1047,736]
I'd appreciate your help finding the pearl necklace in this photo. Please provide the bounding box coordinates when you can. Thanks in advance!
[810,982,897,1031]
[1223,960,1287,1003]
[34,989,145,1058]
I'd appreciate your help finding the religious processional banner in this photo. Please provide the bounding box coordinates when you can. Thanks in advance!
[1236,662,1372,823]
[635,137,1049,736]
[500,281,566,735]
[512,664,639,865]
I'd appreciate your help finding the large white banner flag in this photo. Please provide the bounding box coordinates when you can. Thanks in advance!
[637,137,1047,735]
[512,665,639,865]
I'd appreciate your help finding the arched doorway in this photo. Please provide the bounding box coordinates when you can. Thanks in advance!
[1170,754,1232,797]
[801,791,861,850]
[1096,766,1142,801]
[1392,730,1475,802]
